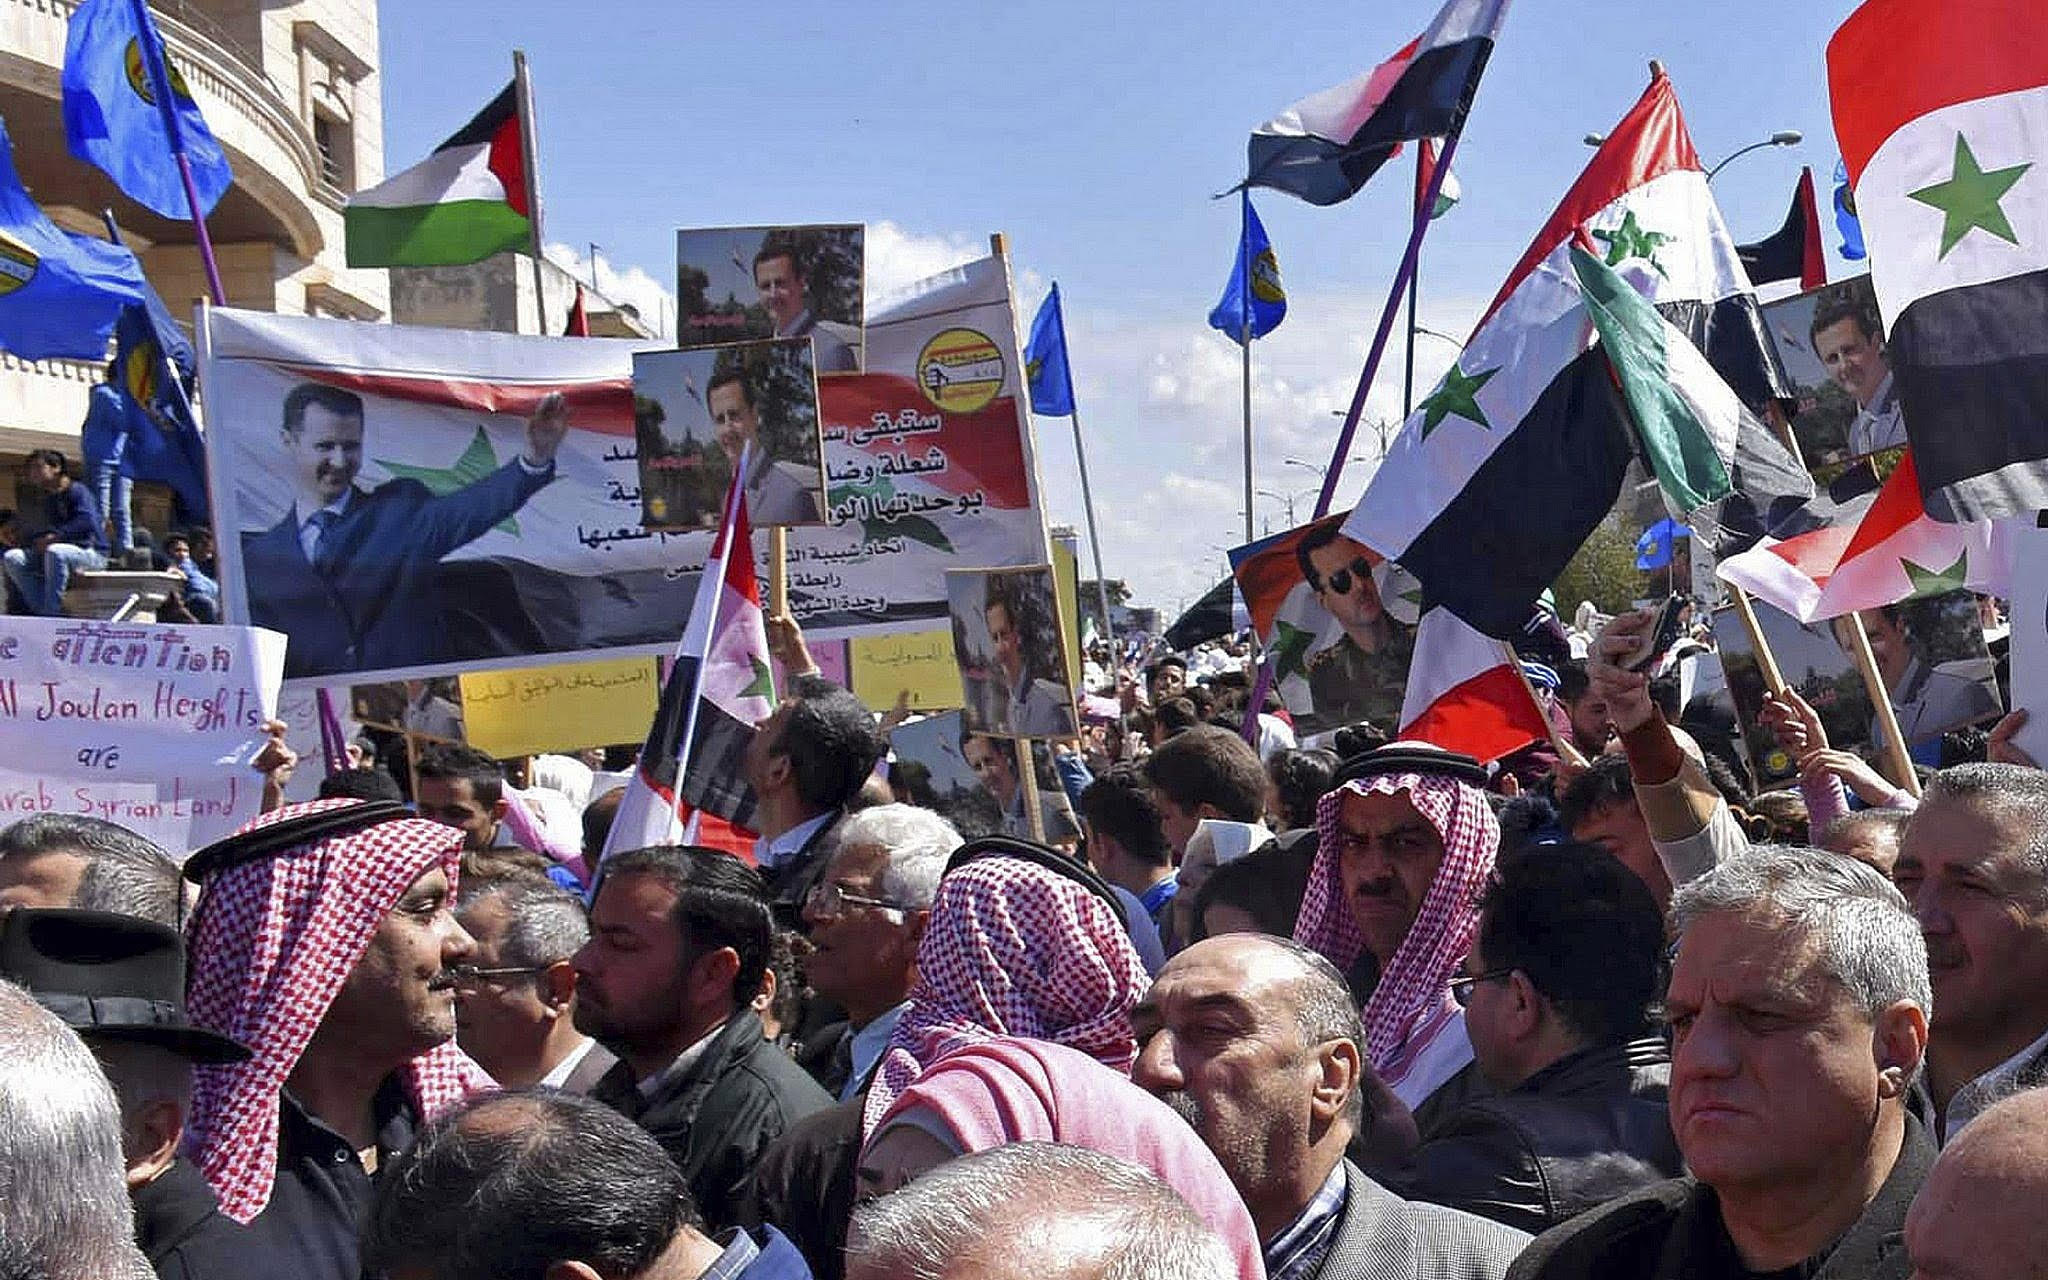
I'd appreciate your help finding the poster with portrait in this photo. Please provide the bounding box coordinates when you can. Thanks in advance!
[351,677,467,744]
[675,224,864,372]
[888,710,1079,843]
[1841,591,2002,752]
[633,338,826,530]
[1709,599,1879,790]
[947,566,1077,739]
[1228,514,1422,739]
[1762,275,1906,482]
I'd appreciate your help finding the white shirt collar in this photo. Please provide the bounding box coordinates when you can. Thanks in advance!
[638,1020,727,1100]
[537,1035,598,1090]
[755,810,835,870]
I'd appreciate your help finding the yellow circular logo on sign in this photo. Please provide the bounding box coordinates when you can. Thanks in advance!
[917,328,1005,414]
[125,38,194,107]
[0,231,38,298]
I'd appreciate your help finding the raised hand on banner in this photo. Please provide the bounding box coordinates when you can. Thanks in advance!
[523,391,570,468]
[879,689,914,732]
[1587,608,1659,735]
[1989,709,2040,769]
[766,612,819,680]
[1759,687,1828,756]
[251,719,297,813]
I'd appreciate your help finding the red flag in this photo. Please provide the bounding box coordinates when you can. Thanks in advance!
[563,284,590,336]
[1398,608,1549,763]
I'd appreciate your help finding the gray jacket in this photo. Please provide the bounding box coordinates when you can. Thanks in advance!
[1310,1160,1529,1280]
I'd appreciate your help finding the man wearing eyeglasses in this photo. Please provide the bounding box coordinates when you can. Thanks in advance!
[1298,524,1414,735]
[452,874,615,1093]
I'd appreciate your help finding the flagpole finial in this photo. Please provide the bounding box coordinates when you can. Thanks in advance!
[1648,59,1666,81]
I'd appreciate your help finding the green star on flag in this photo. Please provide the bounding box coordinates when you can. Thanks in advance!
[1418,364,1498,439]
[378,427,521,536]
[1592,210,1674,278]
[1268,618,1316,681]
[1909,133,2031,258]
[1902,550,1969,597]
[740,654,776,703]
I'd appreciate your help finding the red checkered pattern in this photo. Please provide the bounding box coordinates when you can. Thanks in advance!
[182,799,492,1223]
[861,856,1148,1136]
[1296,758,1499,1081]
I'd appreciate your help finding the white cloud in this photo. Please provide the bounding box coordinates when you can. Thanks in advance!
[544,242,677,337]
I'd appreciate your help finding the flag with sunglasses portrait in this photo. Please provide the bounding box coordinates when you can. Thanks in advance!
[1229,514,1422,739]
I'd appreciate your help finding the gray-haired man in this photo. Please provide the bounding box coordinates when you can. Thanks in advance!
[453,874,615,1092]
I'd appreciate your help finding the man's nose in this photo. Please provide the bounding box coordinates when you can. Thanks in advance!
[1131,1033,1181,1094]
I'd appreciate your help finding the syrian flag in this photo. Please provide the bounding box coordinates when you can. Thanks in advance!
[1829,0,2048,522]
[346,83,534,268]
[1343,70,1795,638]
[1737,167,1827,289]
[1717,451,2006,621]
[1418,138,1462,220]
[604,455,775,863]
[1245,0,1510,206]
[1398,608,1549,763]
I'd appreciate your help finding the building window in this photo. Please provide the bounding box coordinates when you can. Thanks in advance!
[313,111,354,191]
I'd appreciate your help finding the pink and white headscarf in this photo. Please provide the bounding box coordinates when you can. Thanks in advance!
[183,799,494,1223]
[1295,753,1499,1081]
[861,855,1148,1136]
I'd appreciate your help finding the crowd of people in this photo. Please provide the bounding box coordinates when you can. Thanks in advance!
[3,596,2046,1280]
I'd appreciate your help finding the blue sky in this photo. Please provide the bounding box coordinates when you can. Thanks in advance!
[379,0,1870,616]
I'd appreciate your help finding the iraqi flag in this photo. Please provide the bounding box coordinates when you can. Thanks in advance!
[1829,0,2048,522]
[1737,167,1827,289]
[1342,69,1793,638]
[346,83,534,268]
[1245,0,1510,206]
[1398,608,1549,763]
[1717,450,2006,622]
[604,458,775,863]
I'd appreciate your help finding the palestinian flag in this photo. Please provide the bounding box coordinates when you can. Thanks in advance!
[345,83,534,269]
[1342,70,1794,638]
[1717,450,2006,622]
[1418,138,1461,220]
[1829,0,2048,522]
[604,457,774,863]
[1398,607,1548,763]
[1245,0,1509,206]
[1738,167,1827,289]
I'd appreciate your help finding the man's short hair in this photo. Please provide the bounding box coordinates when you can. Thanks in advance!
[1556,754,1638,833]
[317,768,405,804]
[705,368,754,410]
[1809,289,1884,347]
[362,1091,699,1280]
[0,814,182,927]
[281,382,364,435]
[1079,766,1171,868]
[1555,659,1591,704]
[1295,521,1348,592]
[1189,838,1315,941]
[1915,763,2048,878]
[828,802,960,910]
[1153,697,1201,739]
[1479,842,1665,1046]
[1820,808,1913,856]
[0,980,153,1280]
[1267,748,1339,832]
[1144,655,1187,686]
[1672,845,1931,1025]
[414,742,505,809]
[459,876,589,970]
[582,788,624,859]
[598,846,771,1009]
[752,244,801,282]
[1142,726,1266,823]
[91,1039,194,1159]
[23,447,69,476]
[846,1141,1233,1280]
[777,676,886,814]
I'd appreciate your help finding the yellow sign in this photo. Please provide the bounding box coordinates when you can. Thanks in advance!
[916,327,1005,414]
[1052,535,1082,692]
[849,629,964,713]
[457,656,659,759]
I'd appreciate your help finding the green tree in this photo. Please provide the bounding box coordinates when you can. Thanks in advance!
[1552,514,1644,617]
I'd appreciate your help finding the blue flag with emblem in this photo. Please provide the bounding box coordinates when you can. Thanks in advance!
[1025,283,1076,416]
[1208,190,1286,345]
[1633,517,1691,570]
[63,0,231,221]
[112,282,208,517]
[0,116,146,361]
[1831,157,1865,262]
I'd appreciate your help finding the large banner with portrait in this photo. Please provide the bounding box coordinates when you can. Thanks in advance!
[201,253,1044,685]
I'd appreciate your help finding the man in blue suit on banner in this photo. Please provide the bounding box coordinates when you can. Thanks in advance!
[242,383,569,678]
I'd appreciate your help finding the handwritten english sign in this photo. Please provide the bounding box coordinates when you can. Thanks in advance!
[0,619,288,855]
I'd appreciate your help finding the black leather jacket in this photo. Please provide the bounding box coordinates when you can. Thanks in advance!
[1377,1037,1683,1235]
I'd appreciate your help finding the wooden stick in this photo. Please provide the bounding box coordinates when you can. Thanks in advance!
[1727,584,1788,695]
[1014,736,1047,843]
[1837,609,1924,798]
[769,527,789,618]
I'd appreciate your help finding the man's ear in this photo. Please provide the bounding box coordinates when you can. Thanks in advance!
[689,946,743,1010]
[1311,1037,1362,1127]
[1505,970,1545,1040]
[1195,802,1227,823]
[490,798,510,825]
[1874,998,1930,1100]
[904,908,931,950]
[543,1263,605,1280]
[125,1098,183,1191]
[542,959,577,1014]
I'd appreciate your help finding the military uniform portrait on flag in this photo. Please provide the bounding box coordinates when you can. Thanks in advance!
[633,338,827,530]
[675,224,864,372]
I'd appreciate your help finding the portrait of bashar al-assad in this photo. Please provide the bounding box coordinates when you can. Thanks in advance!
[675,224,865,372]
[633,337,826,531]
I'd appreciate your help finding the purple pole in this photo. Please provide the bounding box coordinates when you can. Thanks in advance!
[314,688,347,776]
[176,153,227,305]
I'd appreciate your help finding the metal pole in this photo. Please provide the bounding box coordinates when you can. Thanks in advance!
[1404,146,1423,419]
[1239,195,1254,546]
[1068,406,1117,646]
[513,51,549,334]
[589,241,601,291]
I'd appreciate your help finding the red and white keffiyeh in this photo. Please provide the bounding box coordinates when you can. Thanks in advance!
[183,799,493,1223]
[861,856,1148,1136]
[1296,758,1499,1079]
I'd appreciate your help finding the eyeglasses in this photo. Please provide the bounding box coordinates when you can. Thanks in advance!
[449,963,549,985]
[1448,969,1515,1007]
[804,881,913,915]
[1315,557,1374,596]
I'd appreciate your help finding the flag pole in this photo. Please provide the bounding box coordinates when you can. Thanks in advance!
[126,0,224,305]
[1015,736,1048,844]
[1239,191,1255,546]
[1837,608,1924,798]
[1404,147,1425,420]
[1055,287,1117,648]
[513,50,549,335]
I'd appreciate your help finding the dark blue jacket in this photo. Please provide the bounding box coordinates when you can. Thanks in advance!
[43,478,107,552]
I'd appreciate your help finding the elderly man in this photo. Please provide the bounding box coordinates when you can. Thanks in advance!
[363,1091,809,1280]
[576,845,831,1230]
[1507,847,1934,1280]
[0,813,183,925]
[180,798,490,1280]
[1377,845,1681,1232]
[846,1142,1236,1280]
[1294,743,1500,1123]
[1134,933,1529,1279]
[452,874,614,1091]
[742,676,887,926]
[0,978,156,1280]
[1893,764,2048,1141]
[1905,1087,2048,1278]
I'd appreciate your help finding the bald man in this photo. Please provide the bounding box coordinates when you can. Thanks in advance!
[1906,1087,2048,1279]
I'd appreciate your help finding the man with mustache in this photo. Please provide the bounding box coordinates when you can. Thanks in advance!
[1507,847,1933,1280]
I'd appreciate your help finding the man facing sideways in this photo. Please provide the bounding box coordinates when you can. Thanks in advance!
[576,845,831,1230]
[452,874,615,1092]
[743,676,886,927]
[1,448,107,617]
[1904,1087,2048,1279]
[1507,847,1933,1280]
[706,369,823,526]
[754,244,856,373]
[1143,726,1273,950]
[1133,933,1529,1280]
[0,813,184,926]
[1079,764,1177,932]
[1558,756,1673,906]
[242,384,568,677]
[1298,524,1414,734]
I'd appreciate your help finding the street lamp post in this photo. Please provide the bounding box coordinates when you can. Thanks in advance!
[1584,129,1802,183]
